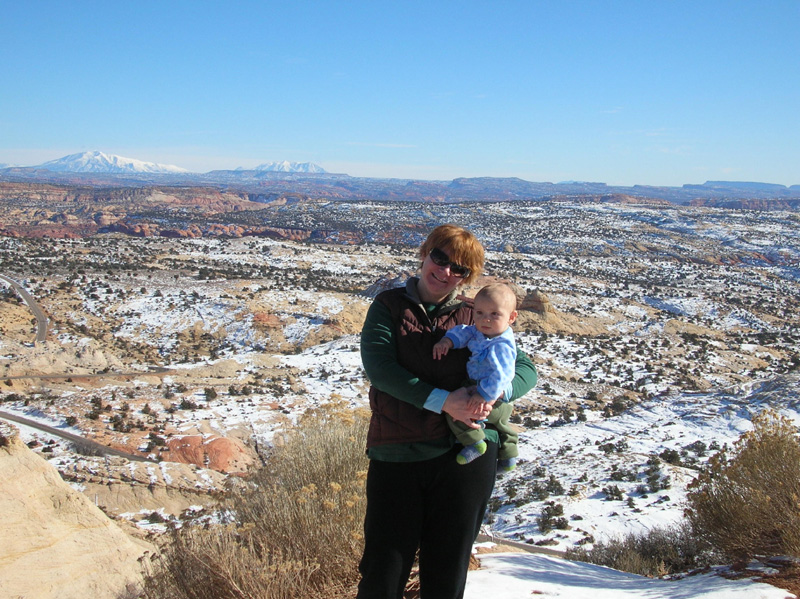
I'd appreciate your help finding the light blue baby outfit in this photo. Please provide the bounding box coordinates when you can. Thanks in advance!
[444,325,517,402]
[443,324,519,468]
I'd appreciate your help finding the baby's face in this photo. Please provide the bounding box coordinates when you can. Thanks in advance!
[473,295,517,338]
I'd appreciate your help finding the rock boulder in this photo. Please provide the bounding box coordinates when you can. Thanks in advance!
[0,422,153,599]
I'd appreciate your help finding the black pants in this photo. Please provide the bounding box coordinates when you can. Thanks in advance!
[356,442,498,599]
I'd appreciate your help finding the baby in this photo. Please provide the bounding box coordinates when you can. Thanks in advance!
[433,282,520,470]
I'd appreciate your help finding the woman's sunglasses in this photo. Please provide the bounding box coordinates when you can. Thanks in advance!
[429,247,471,278]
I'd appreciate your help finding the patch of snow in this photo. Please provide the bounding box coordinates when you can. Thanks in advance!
[464,553,793,599]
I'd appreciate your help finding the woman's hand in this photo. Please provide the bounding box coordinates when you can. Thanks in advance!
[442,387,492,428]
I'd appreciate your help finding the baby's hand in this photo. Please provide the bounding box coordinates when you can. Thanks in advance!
[432,338,453,360]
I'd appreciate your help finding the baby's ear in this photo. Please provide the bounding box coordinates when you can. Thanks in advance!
[509,310,518,324]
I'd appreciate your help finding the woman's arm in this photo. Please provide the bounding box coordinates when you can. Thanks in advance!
[360,299,436,409]
[508,349,538,401]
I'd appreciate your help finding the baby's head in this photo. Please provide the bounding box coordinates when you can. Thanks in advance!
[473,283,519,338]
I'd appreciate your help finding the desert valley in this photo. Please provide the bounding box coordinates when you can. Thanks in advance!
[1,172,799,597]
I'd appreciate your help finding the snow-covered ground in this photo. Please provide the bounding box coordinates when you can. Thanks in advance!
[466,550,794,599]
[488,376,800,550]
[2,201,799,595]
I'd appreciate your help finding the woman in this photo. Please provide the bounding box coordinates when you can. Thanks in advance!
[358,224,538,599]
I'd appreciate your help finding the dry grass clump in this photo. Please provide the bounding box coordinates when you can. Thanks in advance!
[140,402,370,599]
[566,522,708,577]
[686,408,800,561]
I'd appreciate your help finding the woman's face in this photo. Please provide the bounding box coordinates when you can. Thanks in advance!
[417,247,468,304]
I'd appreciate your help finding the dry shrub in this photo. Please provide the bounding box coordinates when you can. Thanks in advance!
[566,522,707,577]
[142,525,316,599]
[141,401,370,599]
[686,408,800,561]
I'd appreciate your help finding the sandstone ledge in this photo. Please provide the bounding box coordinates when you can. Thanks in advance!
[0,426,154,599]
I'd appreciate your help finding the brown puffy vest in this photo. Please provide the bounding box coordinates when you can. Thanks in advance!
[366,286,473,448]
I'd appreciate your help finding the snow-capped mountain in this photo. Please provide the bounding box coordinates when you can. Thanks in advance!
[252,160,326,173]
[37,151,188,174]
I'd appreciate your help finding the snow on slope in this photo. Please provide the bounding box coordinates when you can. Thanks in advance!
[37,151,188,173]
[486,381,785,550]
[465,552,793,599]
[253,160,327,173]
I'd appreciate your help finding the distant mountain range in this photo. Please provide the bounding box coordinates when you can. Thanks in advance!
[249,161,327,174]
[1,151,799,206]
[24,152,327,175]
[37,151,189,174]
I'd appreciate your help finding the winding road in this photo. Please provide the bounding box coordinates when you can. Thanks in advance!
[0,409,157,462]
[0,273,48,343]
[1,273,165,462]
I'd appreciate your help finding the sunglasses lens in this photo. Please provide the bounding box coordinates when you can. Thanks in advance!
[430,248,448,266]
[429,248,469,278]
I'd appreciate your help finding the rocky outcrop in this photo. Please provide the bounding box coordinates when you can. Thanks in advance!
[359,271,414,298]
[166,434,255,473]
[0,422,153,599]
[519,289,556,315]
[57,452,228,518]
[98,221,317,240]
[690,197,800,210]
[0,182,273,239]
[0,339,126,379]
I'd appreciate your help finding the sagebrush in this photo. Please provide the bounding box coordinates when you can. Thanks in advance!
[566,522,709,577]
[686,408,800,561]
[140,402,370,599]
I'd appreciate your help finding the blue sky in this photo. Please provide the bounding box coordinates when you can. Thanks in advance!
[2,1,798,186]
